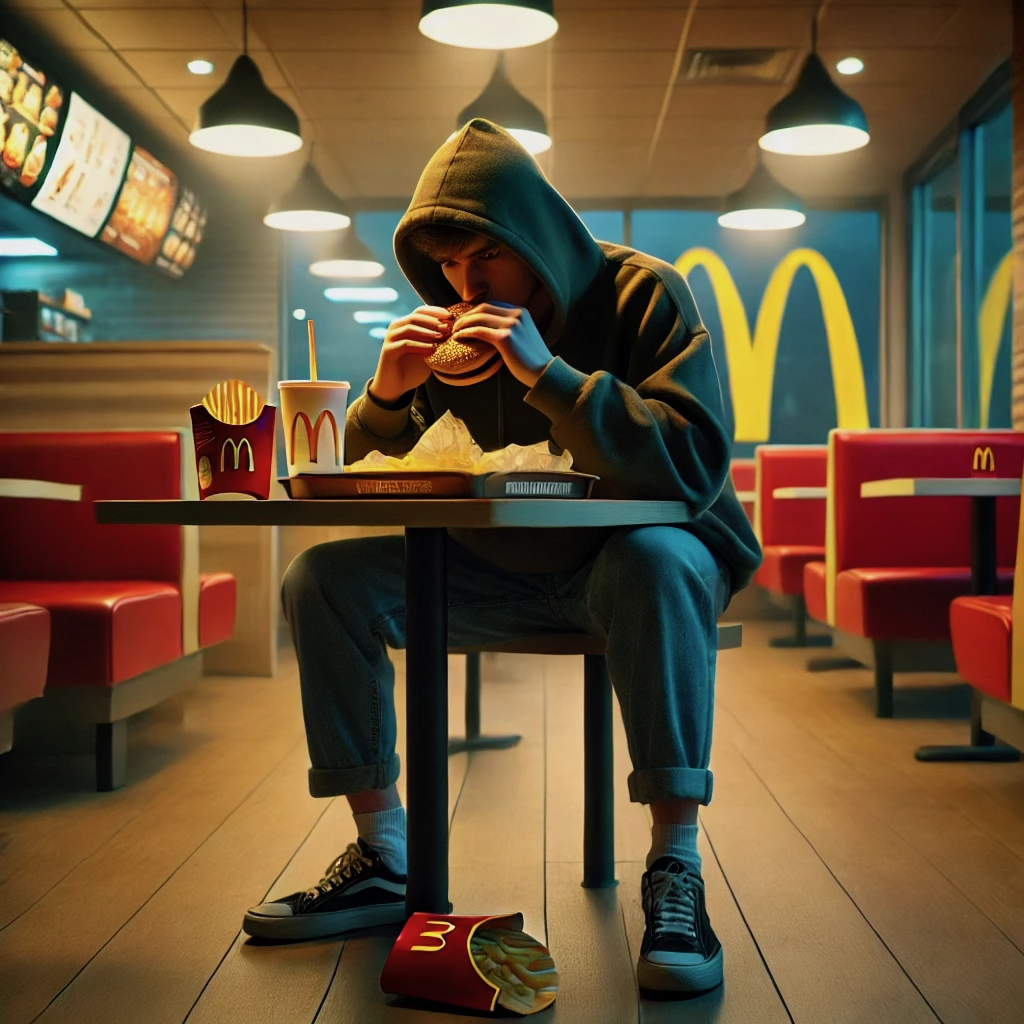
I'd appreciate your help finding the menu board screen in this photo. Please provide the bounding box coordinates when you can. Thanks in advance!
[0,39,66,200]
[154,187,206,278]
[31,91,131,238]
[101,145,178,264]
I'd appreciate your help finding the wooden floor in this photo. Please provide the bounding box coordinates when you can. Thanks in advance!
[3,620,1024,1023]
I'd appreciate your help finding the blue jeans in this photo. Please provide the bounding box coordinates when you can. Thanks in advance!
[282,527,730,805]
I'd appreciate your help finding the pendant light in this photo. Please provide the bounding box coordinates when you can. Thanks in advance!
[264,157,351,232]
[718,160,805,231]
[309,228,385,279]
[457,53,550,155]
[419,1,557,49]
[759,16,869,156]
[190,1,302,157]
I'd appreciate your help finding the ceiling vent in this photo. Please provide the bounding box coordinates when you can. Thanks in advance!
[682,48,796,85]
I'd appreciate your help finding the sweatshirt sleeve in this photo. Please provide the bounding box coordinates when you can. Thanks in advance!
[344,381,430,464]
[523,267,730,510]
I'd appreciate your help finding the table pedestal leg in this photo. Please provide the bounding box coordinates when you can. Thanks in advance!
[916,496,1020,763]
[447,653,523,754]
[404,527,451,914]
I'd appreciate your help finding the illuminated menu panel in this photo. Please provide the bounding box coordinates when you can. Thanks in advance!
[0,38,67,201]
[101,145,178,264]
[31,91,131,238]
[154,187,206,277]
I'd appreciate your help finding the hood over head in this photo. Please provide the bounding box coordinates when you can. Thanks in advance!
[394,119,605,339]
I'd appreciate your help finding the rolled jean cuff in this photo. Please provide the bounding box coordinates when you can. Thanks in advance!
[628,767,714,805]
[308,753,401,798]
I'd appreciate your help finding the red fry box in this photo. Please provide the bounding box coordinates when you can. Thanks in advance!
[380,912,559,1016]
[189,379,277,500]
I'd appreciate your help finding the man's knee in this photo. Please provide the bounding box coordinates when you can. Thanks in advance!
[601,526,716,584]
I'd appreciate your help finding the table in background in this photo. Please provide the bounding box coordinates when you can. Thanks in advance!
[861,477,1021,762]
[772,486,827,500]
[96,497,694,914]
[0,478,82,501]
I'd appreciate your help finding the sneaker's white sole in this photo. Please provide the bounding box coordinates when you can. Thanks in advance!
[636,947,724,994]
[242,901,407,941]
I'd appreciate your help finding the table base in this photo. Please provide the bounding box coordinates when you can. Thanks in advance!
[915,744,1020,763]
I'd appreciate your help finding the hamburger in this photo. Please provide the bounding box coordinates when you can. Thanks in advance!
[425,301,503,387]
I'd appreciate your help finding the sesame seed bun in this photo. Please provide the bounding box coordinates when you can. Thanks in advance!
[426,302,502,387]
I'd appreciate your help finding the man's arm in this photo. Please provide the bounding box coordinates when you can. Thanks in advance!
[523,269,731,510]
[344,384,431,464]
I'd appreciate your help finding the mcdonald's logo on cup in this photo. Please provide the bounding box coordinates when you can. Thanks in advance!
[972,446,996,476]
[189,379,276,500]
[278,380,350,476]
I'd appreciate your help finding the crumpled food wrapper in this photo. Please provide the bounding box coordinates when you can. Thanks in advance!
[348,410,574,475]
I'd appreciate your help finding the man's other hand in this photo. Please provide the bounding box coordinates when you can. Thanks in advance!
[369,305,451,405]
[451,301,554,389]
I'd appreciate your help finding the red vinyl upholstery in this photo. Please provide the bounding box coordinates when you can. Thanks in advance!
[0,432,186,689]
[753,446,827,596]
[830,430,1024,638]
[804,561,827,623]
[0,581,181,687]
[0,603,50,714]
[730,458,755,521]
[199,573,236,649]
[950,596,1013,703]
[836,568,1014,642]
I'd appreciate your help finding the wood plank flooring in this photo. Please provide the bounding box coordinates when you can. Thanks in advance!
[3,620,1024,1023]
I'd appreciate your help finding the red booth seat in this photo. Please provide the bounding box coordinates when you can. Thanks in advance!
[0,581,181,687]
[804,561,827,623]
[731,458,755,522]
[758,545,825,596]
[0,604,50,746]
[950,596,1013,704]
[836,568,1014,643]
[199,573,236,649]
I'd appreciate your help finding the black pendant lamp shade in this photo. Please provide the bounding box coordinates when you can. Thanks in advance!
[420,0,558,49]
[190,54,302,157]
[309,228,385,279]
[457,53,550,154]
[718,161,805,231]
[759,52,869,156]
[264,162,351,231]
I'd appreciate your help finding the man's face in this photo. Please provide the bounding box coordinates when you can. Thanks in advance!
[439,234,552,327]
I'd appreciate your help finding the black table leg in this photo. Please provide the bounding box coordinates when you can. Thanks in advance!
[915,495,1020,764]
[404,527,452,914]
[447,653,522,755]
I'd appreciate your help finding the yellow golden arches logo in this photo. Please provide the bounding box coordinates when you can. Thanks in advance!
[973,446,995,473]
[220,437,254,472]
[411,920,456,952]
[979,250,1013,428]
[675,247,870,443]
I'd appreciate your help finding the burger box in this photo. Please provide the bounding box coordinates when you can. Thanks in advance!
[280,470,598,500]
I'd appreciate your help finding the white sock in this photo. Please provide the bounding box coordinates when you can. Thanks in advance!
[647,822,702,877]
[353,806,407,876]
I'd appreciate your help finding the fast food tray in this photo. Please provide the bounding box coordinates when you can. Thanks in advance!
[280,470,598,500]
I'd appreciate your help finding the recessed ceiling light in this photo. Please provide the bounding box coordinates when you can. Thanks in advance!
[369,327,388,340]
[324,287,398,303]
[836,57,864,76]
[0,237,58,256]
[188,59,215,76]
[292,308,307,320]
[353,311,394,324]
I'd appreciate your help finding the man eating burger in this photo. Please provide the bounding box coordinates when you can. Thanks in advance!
[243,118,761,997]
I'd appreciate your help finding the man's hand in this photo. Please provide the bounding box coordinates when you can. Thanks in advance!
[368,305,451,405]
[450,301,554,389]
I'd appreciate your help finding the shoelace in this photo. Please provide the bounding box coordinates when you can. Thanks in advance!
[304,843,371,901]
[646,868,698,944]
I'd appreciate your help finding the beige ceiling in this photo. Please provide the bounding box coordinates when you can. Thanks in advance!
[3,0,1014,205]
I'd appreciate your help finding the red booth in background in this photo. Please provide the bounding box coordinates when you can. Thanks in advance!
[730,458,755,522]
[0,432,235,789]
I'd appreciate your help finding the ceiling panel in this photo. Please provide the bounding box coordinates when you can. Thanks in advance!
[76,8,237,50]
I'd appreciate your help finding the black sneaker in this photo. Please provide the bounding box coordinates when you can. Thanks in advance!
[637,856,724,994]
[243,838,407,940]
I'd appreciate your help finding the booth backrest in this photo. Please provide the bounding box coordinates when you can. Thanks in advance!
[730,459,755,493]
[826,429,1024,623]
[0,432,182,583]
[754,445,827,546]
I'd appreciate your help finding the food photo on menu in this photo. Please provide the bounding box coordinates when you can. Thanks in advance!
[30,90,131,238]
[0,37,65,200]
[100,145,178,265]
[154,186,206,277]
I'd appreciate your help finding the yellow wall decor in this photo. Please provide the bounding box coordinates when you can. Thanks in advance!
[675,247,870,443]
[979,250,1014,428]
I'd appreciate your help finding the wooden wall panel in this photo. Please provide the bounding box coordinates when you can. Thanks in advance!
[0,341,279,677]
[1012,0,1024,428]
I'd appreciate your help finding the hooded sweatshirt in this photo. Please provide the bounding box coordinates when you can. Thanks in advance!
[345,119,761,591]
